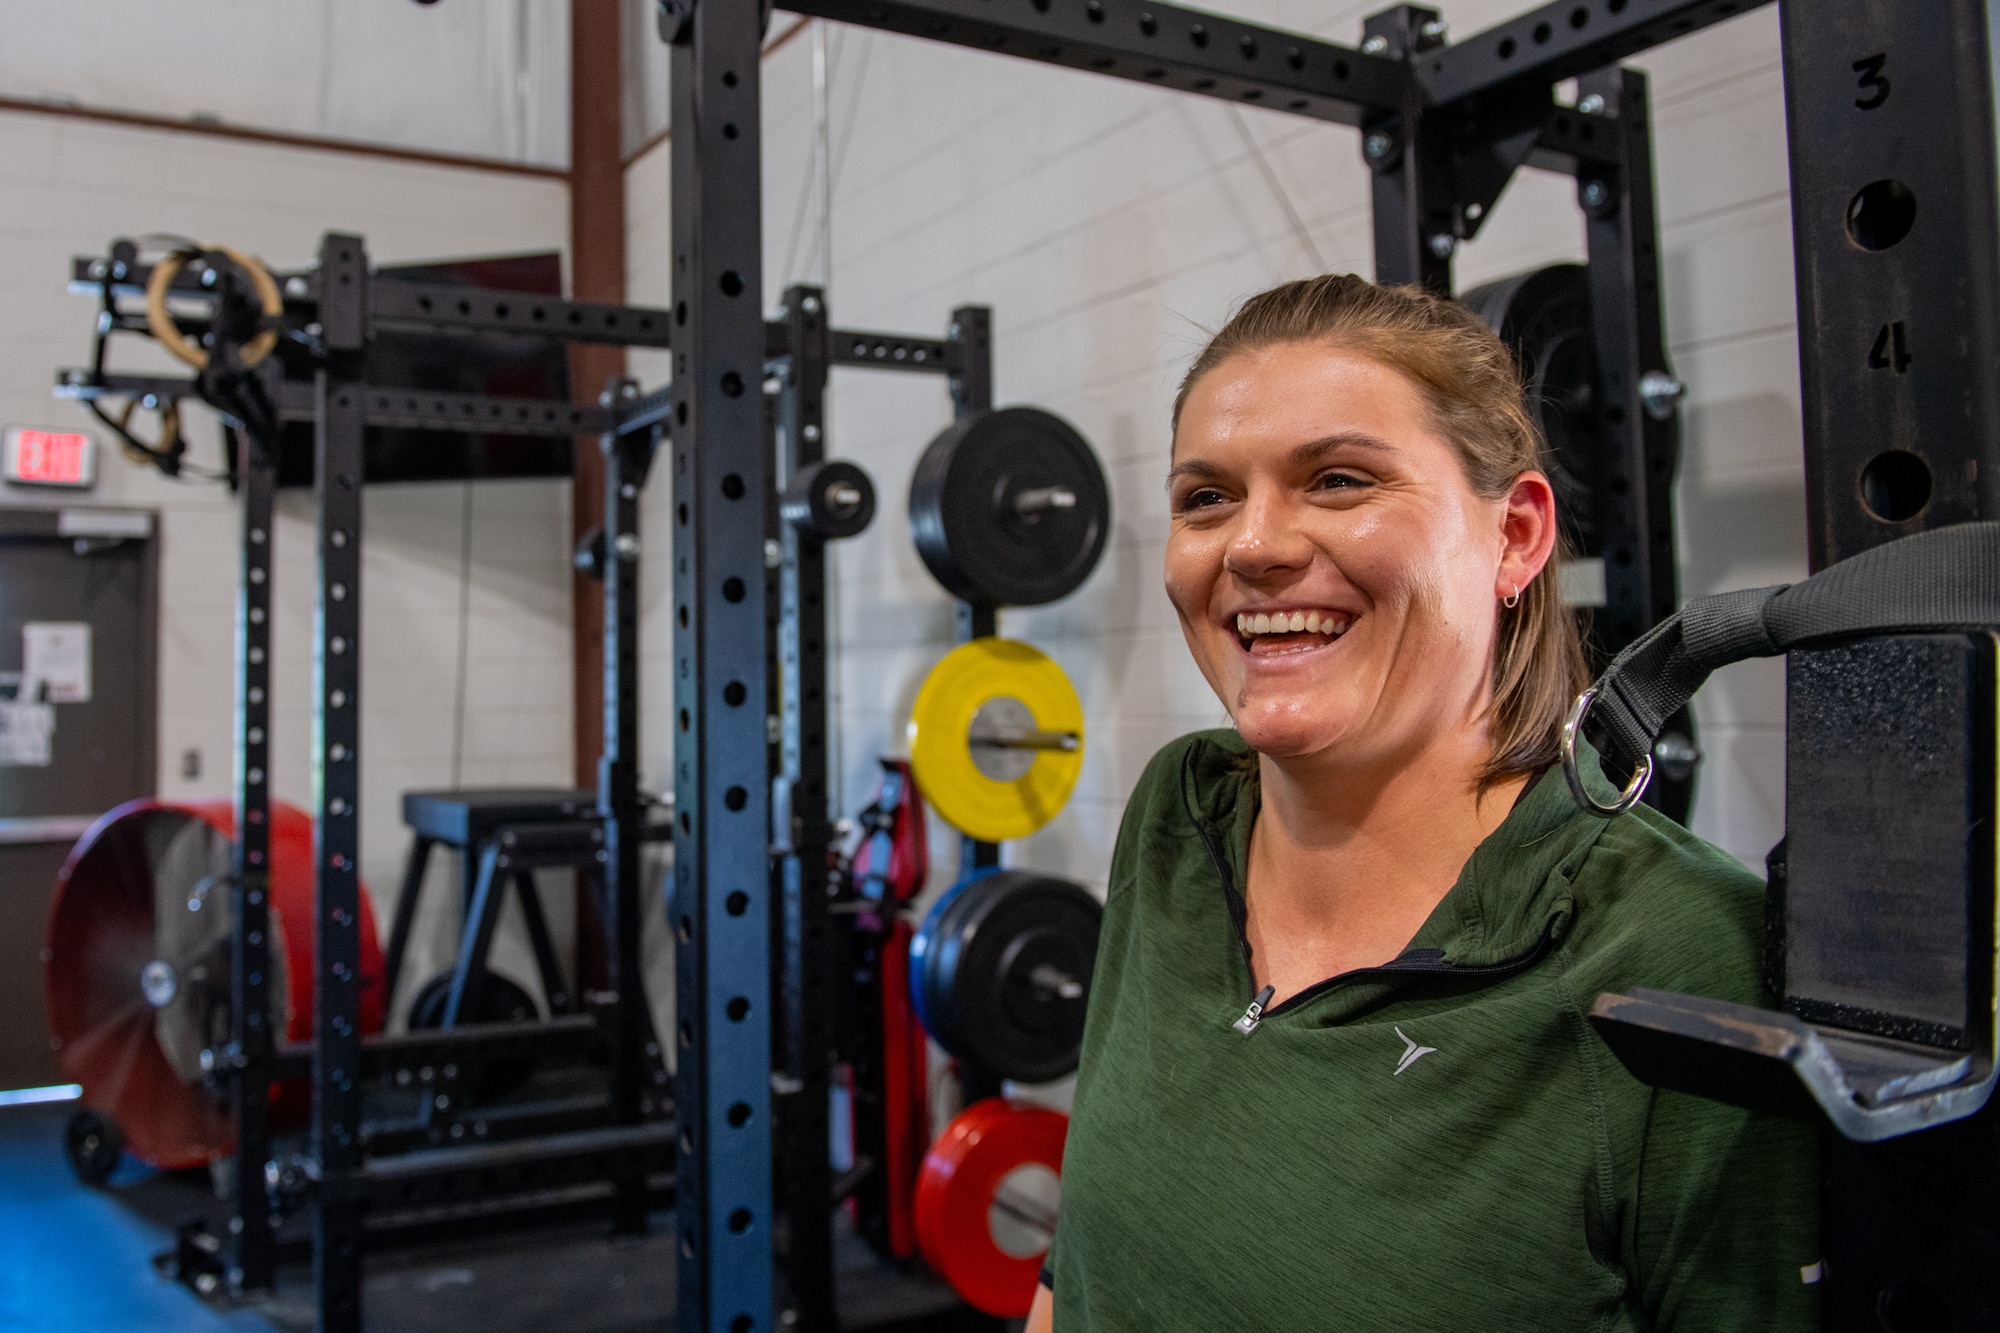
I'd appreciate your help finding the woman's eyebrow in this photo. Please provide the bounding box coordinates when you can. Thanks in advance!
[1291,431,1399,466]
[1164,458,1225,487]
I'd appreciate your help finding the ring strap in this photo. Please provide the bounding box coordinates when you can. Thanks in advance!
[1579,521,2000,791]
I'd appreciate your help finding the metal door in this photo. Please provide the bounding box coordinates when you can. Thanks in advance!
[0,505,157,1089]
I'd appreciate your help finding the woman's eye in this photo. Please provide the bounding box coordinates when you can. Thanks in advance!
[1313,470,1370,493]
[1175,487,1230,513]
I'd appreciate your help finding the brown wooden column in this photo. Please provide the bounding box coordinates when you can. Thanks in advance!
[570,0,625,993]
[571,0,625,790]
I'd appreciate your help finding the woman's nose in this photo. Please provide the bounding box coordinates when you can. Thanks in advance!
[1224,488,1314,580]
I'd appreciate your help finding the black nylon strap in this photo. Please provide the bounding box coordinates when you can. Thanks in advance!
[1585,522,2000,776]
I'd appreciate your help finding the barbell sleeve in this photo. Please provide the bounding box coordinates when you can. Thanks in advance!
[1028,963,1084,1001]
[1012,486,1077,516]
[967,725,1080,752]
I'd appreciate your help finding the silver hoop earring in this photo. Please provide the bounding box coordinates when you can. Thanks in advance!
[1503,584,1521,609]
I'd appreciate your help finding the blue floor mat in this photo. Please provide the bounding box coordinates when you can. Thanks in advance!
[0,1101,273,1332]
[0,1098,992,1333]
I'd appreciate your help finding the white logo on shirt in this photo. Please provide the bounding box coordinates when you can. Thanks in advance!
[1393,1027,1437,1076]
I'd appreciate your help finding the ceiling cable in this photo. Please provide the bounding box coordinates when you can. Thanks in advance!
[813,20,834,288]
[1225,105,1327,272]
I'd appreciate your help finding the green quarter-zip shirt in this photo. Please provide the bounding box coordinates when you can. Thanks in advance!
[1050,730,1819,1332]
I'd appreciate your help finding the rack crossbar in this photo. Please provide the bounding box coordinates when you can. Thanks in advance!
[1419,0,1775,108]
[786,0,1404,126]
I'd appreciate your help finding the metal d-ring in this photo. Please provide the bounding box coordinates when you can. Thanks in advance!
[1562,686,1653,817]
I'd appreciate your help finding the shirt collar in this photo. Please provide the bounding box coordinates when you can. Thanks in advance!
[1178,729,1620,969]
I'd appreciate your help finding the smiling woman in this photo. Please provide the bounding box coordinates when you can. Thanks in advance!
[1165,275,1584,796]
[1029,276,1819,1333]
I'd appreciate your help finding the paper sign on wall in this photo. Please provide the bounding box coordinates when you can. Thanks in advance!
[0,699,54,766]
[24,622,91,703]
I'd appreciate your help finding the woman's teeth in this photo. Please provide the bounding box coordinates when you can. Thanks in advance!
[1233,610,1351,638]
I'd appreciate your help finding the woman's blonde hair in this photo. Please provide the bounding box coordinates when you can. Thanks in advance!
[1172,273,1590,789]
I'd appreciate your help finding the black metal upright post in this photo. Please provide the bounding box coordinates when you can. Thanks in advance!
[946,303,991,424]
[946,305,1002,876]
[312,231,369,1333]
[1574,66,1695,820]
[773,284,837,1328]
[601,380,656,1233]
[944,303,1006,1105]
[1363,4,1452,292]
[1783,0,2000,569]
[667,0,776,1326]
[1779,2,2000,1326]
[227,399,277,1295]
[1576,67,1680,660]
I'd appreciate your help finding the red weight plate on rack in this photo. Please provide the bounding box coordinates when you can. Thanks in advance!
[915,1097,1068,1317]
[42,798,386,1169]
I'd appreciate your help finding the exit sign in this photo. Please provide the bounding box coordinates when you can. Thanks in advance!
[4,426,96,489]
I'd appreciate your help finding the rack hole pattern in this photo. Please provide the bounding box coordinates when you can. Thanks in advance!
[358,390,606,435]
[1484,0,1746,69]
[855,0,1365,121]
[382,285,674,347]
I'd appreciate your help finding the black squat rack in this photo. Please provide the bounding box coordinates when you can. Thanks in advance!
[59,234,1014,1330]
[764,284,1004,1326]
[657,0,2000,1329]
[63,237,684,1319]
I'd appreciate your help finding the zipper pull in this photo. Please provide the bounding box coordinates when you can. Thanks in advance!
[1233,984,1276,1036]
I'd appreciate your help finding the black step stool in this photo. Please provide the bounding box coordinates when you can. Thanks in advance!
[384,788,605,1027]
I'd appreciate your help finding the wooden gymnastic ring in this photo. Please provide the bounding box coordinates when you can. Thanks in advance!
[114,395,181,463]
[144,245,282,370]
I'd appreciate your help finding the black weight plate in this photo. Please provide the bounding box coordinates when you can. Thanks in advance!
[1461,264,1604,557]
[909,407,1109,607]
[407,969,540,1099]
[931,870,1101,1084]
[915,874,994,1055]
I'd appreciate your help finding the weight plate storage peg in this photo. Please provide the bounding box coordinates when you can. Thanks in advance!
[782,458,877,541]
[908,638,1085,843]
[908,406,1110,607]
[910,869,1101,1084]
[914,1097,1068,1318]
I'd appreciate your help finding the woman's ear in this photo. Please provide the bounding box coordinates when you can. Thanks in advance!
[1495,471,1558,601]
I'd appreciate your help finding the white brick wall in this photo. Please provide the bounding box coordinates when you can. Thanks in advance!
[623,0,1804,902]
[0,108,577,1007]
